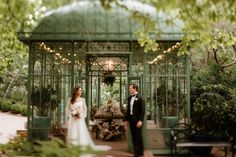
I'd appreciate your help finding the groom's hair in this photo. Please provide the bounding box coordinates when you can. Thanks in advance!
[131,84,138,91]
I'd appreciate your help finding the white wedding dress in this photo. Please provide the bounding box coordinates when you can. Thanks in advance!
[66,98,111,152]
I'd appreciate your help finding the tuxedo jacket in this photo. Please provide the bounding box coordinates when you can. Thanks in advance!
[125,94,145,123]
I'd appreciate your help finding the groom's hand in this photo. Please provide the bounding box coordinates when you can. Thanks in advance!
[124,121,128,130]
[136,121,142,128]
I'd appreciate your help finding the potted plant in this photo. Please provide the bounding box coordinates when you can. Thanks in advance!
[31,85,58,116]
[30,85,58,140]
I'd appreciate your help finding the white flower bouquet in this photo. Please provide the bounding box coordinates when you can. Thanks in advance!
[71,108,81,119]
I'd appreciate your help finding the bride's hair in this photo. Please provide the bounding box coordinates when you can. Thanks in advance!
[71,85,82,104]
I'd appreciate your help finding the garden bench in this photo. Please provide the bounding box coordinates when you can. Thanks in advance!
[171,123,235,157]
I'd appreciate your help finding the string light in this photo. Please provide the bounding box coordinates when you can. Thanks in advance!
[38,42,71,64]
[147,42,181,64]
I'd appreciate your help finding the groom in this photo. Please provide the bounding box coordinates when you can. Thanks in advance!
[125,84,145,157]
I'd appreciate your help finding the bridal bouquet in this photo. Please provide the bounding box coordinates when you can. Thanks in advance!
[71,108,81,120]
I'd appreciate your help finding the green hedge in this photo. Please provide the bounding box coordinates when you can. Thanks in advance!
[0,98,28,116]
[11,104,21,114]
[1,100,12,112]
[0,99,3,110]
[20,105,28,116]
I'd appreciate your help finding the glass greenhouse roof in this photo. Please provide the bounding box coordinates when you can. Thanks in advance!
[19,0,184,41]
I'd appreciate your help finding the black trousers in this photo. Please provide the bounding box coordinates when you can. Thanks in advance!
[129,116,144,157]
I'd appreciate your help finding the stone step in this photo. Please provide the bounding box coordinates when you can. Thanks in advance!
[144,150,155,157]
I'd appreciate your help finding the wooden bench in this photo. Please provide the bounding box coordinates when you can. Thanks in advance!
[171,123,235,157]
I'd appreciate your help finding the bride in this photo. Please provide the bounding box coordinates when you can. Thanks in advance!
[65,86,111,151]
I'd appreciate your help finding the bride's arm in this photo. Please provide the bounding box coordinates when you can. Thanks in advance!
[65,98,71,117]
[81,98,87,118]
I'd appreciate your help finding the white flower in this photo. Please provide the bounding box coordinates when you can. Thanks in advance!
[71,110,78,116]
[135,98,138,101]
[71,108,81,119]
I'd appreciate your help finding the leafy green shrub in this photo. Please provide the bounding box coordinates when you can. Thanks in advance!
[191,63,236,140]
[192,92,227,131]
[193,91,236,139]
[0,100,12,112]
[0,135,34,156]
[33,138,95,157]
[20,105,28,116]
[10,90,27,102]
[0,99,7,110]
[1,137,96,157]
[11,104,21,114]
[191,64,236,140]
[0,99,3,110]
[191,64,236,106]
[8,86,27,103]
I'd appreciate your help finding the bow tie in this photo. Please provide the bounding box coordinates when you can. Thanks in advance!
[131,94,136,97]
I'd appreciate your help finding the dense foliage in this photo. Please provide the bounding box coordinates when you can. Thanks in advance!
[0,98,27,116]
[0,135,94,157]
[190,64,236,138]
[0,0,70,102]
[108,0,236,69]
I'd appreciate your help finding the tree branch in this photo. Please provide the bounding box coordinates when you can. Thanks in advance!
[221,60,236,68]
[232,44,236,53]
[213,48,219,64]
[221,44,236,69]
[205,46,210,65]
[4,69,20,98]
[212,48,226,72]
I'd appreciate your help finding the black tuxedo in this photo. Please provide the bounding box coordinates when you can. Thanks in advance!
[125,94,145,157]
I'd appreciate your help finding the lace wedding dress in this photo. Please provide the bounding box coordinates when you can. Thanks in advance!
[66,98,111,152]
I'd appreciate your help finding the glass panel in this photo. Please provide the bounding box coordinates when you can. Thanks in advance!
[144,44,189,153]
[31,42,73,129]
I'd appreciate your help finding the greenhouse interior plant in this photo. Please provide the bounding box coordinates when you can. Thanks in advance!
[30,85,59,140]
[31,85,58,116]
[154,83,186,128]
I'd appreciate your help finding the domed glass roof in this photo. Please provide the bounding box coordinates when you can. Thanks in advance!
[27,0,183,41]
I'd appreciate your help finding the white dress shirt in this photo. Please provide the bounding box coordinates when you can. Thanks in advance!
[130,92,138,115]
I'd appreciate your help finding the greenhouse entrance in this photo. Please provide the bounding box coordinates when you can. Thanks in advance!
[84,52,143,142]
[17,39,190,155]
